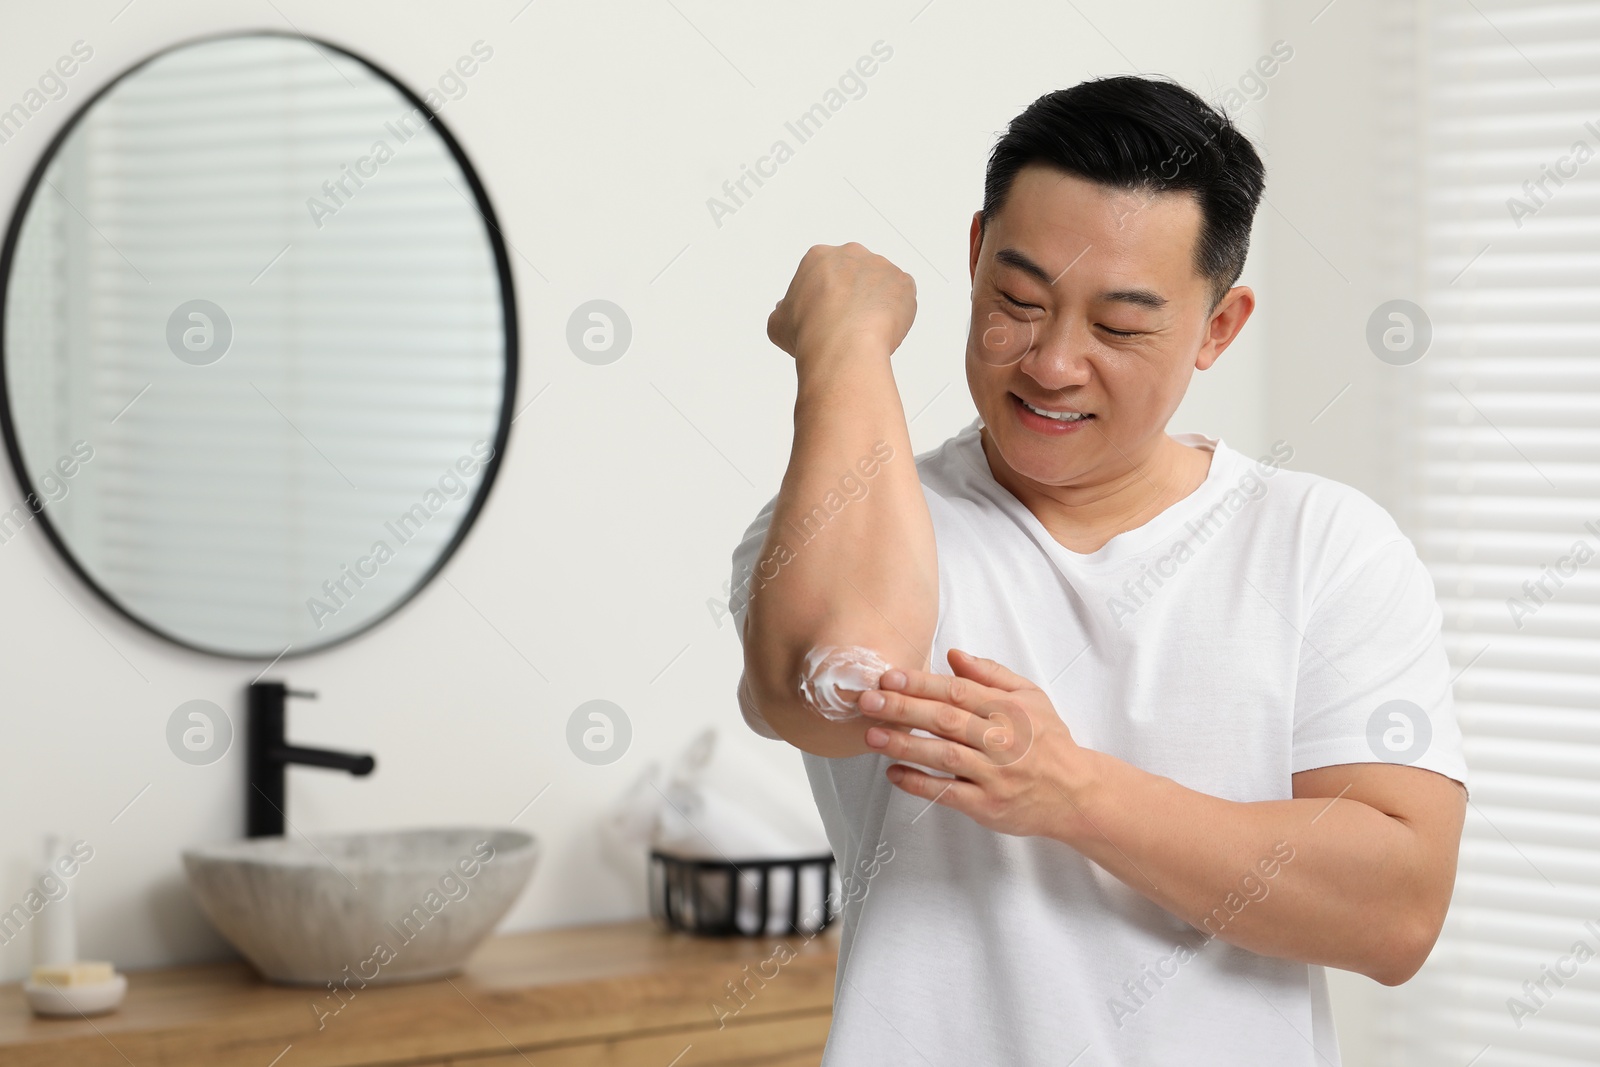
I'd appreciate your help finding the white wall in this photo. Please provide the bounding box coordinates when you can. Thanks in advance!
[0,0,1271,983]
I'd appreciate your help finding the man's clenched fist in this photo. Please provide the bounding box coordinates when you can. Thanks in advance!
[767,242,917,368]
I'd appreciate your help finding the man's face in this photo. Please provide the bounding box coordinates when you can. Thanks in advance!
[965,164,1250,489]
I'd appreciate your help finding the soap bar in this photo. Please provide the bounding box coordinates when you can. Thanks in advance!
[31,961,114,987]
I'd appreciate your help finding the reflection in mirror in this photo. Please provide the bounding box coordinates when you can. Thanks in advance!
[1,33,514,657]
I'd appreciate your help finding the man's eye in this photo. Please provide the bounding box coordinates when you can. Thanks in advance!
[1001,292,1040,311]
[1099,325,1141,338]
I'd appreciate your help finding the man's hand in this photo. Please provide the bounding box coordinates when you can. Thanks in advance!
[767,242,917,368]
[856,647,1096,839]
[859,646,1467,985]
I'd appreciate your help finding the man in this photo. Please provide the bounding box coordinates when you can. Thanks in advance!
[729,75,1467,1065]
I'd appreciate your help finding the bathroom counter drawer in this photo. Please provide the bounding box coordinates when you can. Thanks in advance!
[447,1010,832,1066]
[0,918,840,1067]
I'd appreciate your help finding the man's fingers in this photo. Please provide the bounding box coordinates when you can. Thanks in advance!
[871,729,991,783]
[860,688,971,738]
[862,689,1032,767]
[948,647,1039,693]
[877,665,995,712]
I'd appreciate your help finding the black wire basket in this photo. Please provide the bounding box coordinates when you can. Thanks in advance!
[648,849,840,937]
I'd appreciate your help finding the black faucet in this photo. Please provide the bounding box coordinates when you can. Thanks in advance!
[246,681,376,837]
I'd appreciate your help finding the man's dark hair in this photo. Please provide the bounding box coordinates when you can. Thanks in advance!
[980,76,1266,309]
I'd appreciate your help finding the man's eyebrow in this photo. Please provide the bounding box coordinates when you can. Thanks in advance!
[1100,287,1168,311]
[994,247,1057,286]
[993,246,1168,310]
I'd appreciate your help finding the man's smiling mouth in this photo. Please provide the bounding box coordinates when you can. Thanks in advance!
[1013,393,1093,422]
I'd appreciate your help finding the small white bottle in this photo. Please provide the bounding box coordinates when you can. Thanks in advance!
[24,833,126,1017]
[32,834,77,969]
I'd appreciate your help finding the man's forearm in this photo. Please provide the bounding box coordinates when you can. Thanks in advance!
[741,343,939,757]
[1052,752,1458,985]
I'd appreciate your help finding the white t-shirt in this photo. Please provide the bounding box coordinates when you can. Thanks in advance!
[728,415,1468,1067]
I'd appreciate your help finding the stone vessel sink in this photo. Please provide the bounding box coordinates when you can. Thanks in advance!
[182,827,537,986]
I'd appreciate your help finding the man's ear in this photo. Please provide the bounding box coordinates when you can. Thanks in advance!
[968,211,984,286]
[1196,285,1255,371]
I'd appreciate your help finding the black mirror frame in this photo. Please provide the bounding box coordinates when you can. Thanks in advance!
[0,29,519,660]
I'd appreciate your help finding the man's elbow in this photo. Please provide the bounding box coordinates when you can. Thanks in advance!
[736,671,784,741]
[739,636,803,743]
[1366,907,1447,987]
[738,663,874,759]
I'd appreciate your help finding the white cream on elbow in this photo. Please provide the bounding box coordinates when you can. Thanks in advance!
[798,645,894,721]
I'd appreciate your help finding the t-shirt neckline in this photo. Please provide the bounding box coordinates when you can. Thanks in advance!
[952,415,1241,566]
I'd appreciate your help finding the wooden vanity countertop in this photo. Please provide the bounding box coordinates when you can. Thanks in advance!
[0,918,842,1067]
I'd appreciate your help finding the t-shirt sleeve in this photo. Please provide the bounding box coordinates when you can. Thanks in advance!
[1291,535,1470,793]
[728,492,784,740]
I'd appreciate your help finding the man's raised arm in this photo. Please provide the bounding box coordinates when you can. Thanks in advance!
[739,243,939,758]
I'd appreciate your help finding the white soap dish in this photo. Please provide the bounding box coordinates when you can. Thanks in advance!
[23,973,127,1017]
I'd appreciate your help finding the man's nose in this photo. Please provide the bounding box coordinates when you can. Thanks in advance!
[1017,320,1094,389]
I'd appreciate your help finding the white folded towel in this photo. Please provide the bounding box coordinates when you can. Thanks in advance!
[599,726,834,934]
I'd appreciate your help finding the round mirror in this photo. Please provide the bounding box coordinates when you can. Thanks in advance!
[0,32,516,658]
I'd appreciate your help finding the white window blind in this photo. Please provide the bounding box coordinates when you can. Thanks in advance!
[1383,2,1600,1064]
